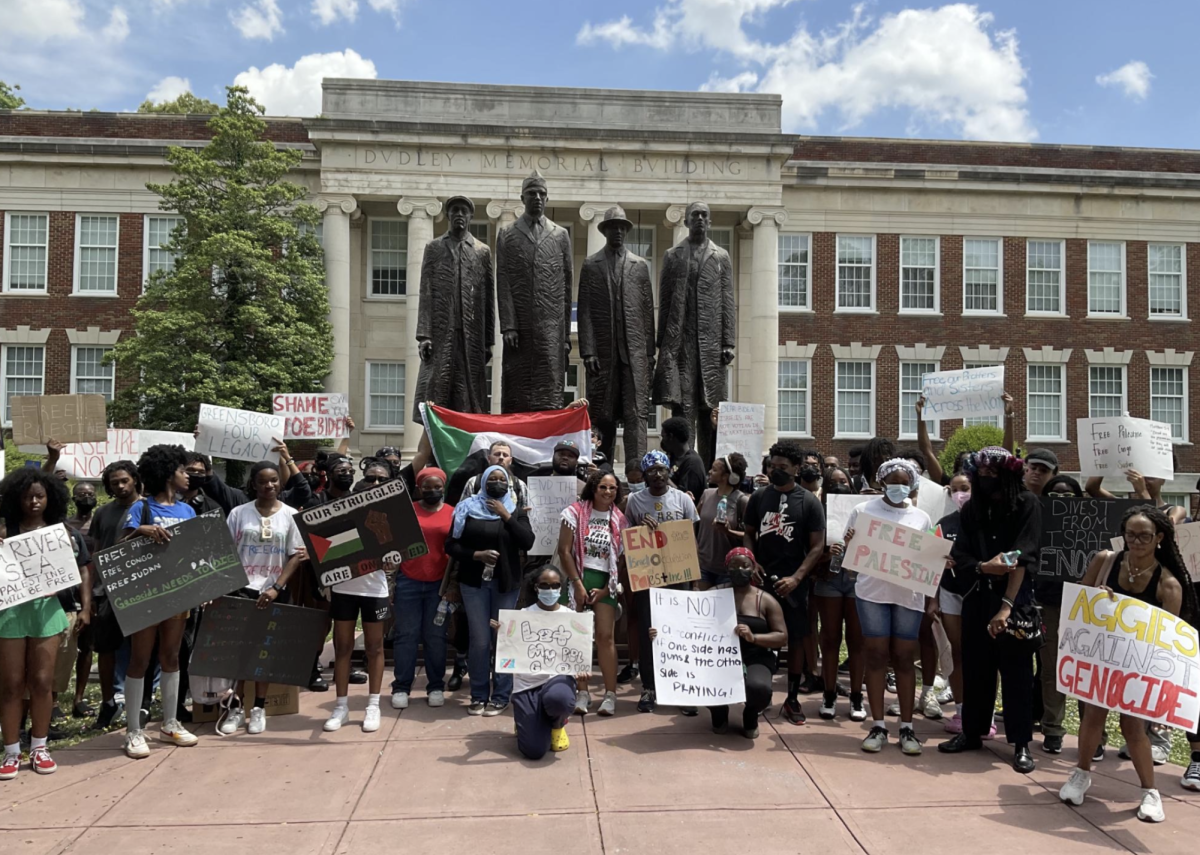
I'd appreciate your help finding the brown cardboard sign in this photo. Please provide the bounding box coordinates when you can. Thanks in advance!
[10,394,108,446]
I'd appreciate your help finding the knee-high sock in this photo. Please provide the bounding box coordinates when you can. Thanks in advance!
[161,671,180,724]
[125,677,144,735]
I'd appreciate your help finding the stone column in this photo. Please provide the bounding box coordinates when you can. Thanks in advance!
[745,206,788,447]
[486,200,523,414]
[315,194,357,398]
[579,202,609,256]
[397,196,442,454]
[664,204,688,247]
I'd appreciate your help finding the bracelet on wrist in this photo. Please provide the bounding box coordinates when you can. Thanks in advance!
[1001,597,1015,608]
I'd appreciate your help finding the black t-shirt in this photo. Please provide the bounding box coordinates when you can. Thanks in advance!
[742,485,825,579]
[90,500,134,598]
[670,449,707,500]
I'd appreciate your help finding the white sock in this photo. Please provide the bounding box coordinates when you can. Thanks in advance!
[873,719,885,730]
[125,677,145,735]
[367,693,380,709]
[334,696,349,710]
[3,742,19,756]
[900,720,913,729]
[161,671,180,724]
[955,703,963,716]
[29,736,47,751]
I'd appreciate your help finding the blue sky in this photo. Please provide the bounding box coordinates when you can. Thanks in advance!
[0,0,1186,148]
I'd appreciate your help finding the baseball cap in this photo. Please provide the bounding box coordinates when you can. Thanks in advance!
[1024,448,1059,472]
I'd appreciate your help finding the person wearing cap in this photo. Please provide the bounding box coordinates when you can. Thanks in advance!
[1022,448,1058,497]
[527,439,588,493]
[578,204,656,464]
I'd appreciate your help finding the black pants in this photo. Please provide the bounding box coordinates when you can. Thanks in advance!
[709,663,774,730]
[962,586,1034,746]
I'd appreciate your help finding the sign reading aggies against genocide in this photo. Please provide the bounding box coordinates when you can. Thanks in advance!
[0,524,81,611]
[195,404,285,465]
[714,401,766,465]
[621,520,701,592]
[527,476,578,556]
[920,366,1005,419]
[10,394,109,446]
[272,393,351,440]
[650,587,745,706]
[1057,582,1200,731]
[494,608,593,675]
[191,597,329,687]
[1037,497,1147,582]
[93,510,249,636]
[841,513,952,598]
[297,478,427,587]
[1077,416,1175,481]
[825,493,871,545]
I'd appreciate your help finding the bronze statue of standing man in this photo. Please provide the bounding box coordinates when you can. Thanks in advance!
[652,201,735,464]
[496,172,574,413]
[578,206,655,463]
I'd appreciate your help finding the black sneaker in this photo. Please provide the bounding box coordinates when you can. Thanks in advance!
[94,699,123,730]
[797,673,823,695]
[349,669,368,685]
[308,666,329,692]
[71,700,95,718]
[637,691,656,713]
[1093,744,1106,762]
[616,663,639,685]
[886,671,897,694]
[448,662,466,692]
[47,723,69,741]
[782,698,806,725]
[679,706,699,717]
[1042,735,1063,754]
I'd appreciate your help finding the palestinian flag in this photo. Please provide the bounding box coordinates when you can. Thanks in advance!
[421,403,592,479]
[310,527,363,563]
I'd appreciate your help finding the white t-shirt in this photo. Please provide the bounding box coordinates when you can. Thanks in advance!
[332,567,389,598]
[846,497,932,612]
[226,502,304,593]
[581,509,612,573]
[513,603,568,695]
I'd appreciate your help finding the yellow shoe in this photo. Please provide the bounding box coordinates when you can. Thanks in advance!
[550,726,570,752]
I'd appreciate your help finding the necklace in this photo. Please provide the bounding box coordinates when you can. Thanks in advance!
[1125,555,1159,587]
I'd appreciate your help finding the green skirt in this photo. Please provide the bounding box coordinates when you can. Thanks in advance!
[0,598,69,639]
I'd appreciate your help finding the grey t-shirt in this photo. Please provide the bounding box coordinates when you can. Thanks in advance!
[625,486,700,527]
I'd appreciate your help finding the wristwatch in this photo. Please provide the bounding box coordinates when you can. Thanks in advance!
[270,582,285,594]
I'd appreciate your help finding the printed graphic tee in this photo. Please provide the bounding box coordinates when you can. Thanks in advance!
[226,503,304,593]
[742,485,825,582]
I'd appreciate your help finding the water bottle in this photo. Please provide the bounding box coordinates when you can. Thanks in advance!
[433,598,451,627]
[715,494,729,525]
[482,560,495,582]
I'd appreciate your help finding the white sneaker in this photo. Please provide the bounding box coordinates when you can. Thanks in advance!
[160,720,198,747]
[363,706,381,733]
[1150,744,1169,766]
[574,690,590,715]
[323,706,350,732]
[218,707,245,735]
[124,732,150,759]
[428,690,445,708]
[598,691,617,717]
[391,691,409,710]
[1137,789,1165,823]
[246,707,266,735]
[886,701,901,717]
[1059,768,1092,806]
[921,689,943,720]
[936,686,955,705]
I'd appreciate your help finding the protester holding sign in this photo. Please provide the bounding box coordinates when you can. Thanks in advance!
[1084,464,1188,526]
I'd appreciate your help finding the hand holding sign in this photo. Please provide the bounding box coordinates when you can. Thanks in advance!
[920,367,1005,419]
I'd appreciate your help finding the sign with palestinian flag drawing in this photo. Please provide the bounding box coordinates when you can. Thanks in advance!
[296,478,427,587]
[421,403,592,480]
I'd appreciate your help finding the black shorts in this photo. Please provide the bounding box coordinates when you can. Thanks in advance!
[91,596,126,655]
[329,592,391,624]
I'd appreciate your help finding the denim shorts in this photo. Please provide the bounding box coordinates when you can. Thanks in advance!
[813,571,856,599]
[856,599,923,641]
[938,588,964,617]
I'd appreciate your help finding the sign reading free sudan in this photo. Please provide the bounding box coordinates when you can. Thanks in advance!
[296,478,427,587]
[94,509,249,636]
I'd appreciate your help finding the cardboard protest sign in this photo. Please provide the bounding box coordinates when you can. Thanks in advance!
[192,684,298,722]
[1057,582,1200,731]
[915,475,955,525]
[920,366,1005,419]
[621,520,701,592]
[195,404,285,464]
[494,608,593,675]
[191,597,329,687]
[10,394,108,446]
[1077,416,1175,480]
[0,524,81,611]
[527,476,578,556]
[1037,496,1148,583]
[93,509,249,636]
[825,493,871,545]
[272,393,351,440]
[714,402,766,465]
[296,478,427,587]
[650,587,745,706]
[841,513,952,598]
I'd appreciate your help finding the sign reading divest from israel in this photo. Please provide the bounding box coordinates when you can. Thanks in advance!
[621,521,701,592]
[196,404,285,465]
[271,393,351,440]
[0,524,81,611]
[841,513,952,598]
[191,597,329,687]
[920,366,1005,419]
[494,608,593,676]
[1057,582,1200,731]
[650,587,745,707]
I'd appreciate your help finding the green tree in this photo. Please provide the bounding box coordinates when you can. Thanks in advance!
[939,423,1025,474]
[0,81,26,110]
[138,91,221,115]
[110,86,332,431]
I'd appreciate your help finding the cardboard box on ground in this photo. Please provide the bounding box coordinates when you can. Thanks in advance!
[192,684,300,722]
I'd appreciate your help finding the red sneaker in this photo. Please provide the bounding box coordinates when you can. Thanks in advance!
[30,747,56,775]
[0,752,20,781]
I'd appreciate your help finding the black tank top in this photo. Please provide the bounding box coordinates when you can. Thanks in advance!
[737,589,778,672]
[1105,551,1165,609]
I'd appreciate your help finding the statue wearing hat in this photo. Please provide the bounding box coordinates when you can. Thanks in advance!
[578,205,656,463]
[496,172,574,412]
[413,194,494,419]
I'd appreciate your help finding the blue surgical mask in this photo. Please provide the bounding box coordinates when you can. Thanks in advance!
[628,482,647,494]
[885,484,912,504]
[537,587,562,607]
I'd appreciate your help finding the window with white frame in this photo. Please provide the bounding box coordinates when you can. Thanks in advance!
[836,236,875,311]
[1087,365,1125,418]
[144,215,185,284]
[72,346,115,401]
[963,238,1001,314]
[2,345,45,425]
[627,224,656,281]
[74,215,119,294]
[1151,366,1187,441]
[1088,241,1125,316]
[1148,243,1185,318]
[778,233,810,309]
[1026,240,1064,314]
[962,361,1004,428]
[366,362,406,428]
[369,220,407,296]
[900,237,938,313]
[778,359,810,435]
[1026,364,1066,441]
[835,360,874,437]
[900,361,939,438]
[3,212,49,292]
[710,227,732,255]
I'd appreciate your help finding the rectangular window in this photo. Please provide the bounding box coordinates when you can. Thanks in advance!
[72,346,115,401]
[369,220,407,296]
[627,225,656,281]
[74,214,119,294]
[777,359,810,435]
[900,361,939,438]
[710,227,732,255]
[836,235,875,311]
[899,237,938,313]
[144,215,185,285]
[2,345,45,425]
[963,238,1001,314]
[1148,243,1185,318]
[1027,364,1066,441]
[562,363,580,409]
[366,362,406,429]
[835,360,874,438]
[778,233,810,309]
[1088,241,1125,316]
[1150,366,1187,441]
[468,222,489,244]
[1087,365,1125,418]
[3,212,49,292]
[1026,240,1064,314]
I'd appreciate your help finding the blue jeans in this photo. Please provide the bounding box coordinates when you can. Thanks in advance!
[856,599,923,641]
[459,579,518,705]
[391,574,448,694]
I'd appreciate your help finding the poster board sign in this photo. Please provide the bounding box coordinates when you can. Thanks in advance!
[826,494,871,545]
[920,366,1005,419]
[650,587,745,706]
[915,476,955,525]
[1077,416,1175,480]
[714,402,766,465]
[11,394,108,446]
[195,404,285,464]
[296,478,427,587]
[494,608,593,675]
[28,429,196,480]
[272,393,351,440]
[621,520,701,592]
[190,597,329,687]
[841,513,952,598]
[0,524,81,611]
[93,509,249,636]
[1112,520,1200,582]
[1057,582,1200,731]
[1037,497,1147,582]
[527,476,578,556]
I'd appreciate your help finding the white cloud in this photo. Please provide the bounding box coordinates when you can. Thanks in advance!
[2,0,86,42]
[146,75,192,103]
[579,0,801,58]
[366,0,403,19]
[232,0,284,40]
[233,49,377,116]
[1096,60,1152,101]
[313,0,357,25]
[103,6,130,42]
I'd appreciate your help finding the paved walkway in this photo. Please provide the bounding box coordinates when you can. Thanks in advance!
[3,677,1198,854]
